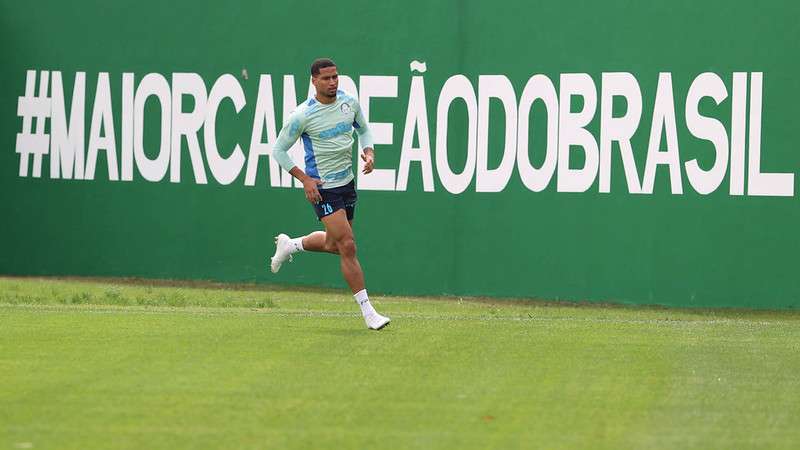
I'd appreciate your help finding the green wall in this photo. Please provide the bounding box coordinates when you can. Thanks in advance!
[2,0,799,308]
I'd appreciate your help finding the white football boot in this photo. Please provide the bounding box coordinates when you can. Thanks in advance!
[364,312,391,330]
[270,233,293,273]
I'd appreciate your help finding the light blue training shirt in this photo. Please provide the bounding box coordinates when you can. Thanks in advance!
[272,90,374,189]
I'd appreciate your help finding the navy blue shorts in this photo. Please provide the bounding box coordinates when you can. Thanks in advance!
[313,180,357,221]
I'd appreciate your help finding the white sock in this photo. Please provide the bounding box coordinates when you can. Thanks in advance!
[288,237,304,253]
[354,289,377,316]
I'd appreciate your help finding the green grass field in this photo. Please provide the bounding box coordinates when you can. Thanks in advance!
[1,277,799,449]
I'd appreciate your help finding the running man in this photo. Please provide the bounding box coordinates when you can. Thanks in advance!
[269,58,390,331]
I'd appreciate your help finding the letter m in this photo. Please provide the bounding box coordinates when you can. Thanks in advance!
[49,72,86,179]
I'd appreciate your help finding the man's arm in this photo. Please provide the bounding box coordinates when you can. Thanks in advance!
[273,114,303,173]
[274,113,323,203]
[353,102,375,174]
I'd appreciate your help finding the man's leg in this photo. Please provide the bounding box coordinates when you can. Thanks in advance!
[320,210,363,292]
[318,210,389,330]
[299,217,356,254]
[269,208,388,330]
[270,221,353,269]
[300,231,337,254]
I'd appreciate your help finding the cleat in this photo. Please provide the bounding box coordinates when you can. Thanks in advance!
[364,312,391,330]
[270,233,293,273]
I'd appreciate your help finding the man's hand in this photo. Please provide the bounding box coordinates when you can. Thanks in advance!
[361,148,375,174]
[302,177,324,203]
[288,166,324,204]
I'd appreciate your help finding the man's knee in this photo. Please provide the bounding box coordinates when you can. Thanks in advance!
[336,236,357,258]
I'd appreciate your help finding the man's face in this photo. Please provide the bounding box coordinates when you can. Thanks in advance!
[313,66,339,99]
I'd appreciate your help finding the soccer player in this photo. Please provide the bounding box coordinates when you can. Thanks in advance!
[269,58,390,331]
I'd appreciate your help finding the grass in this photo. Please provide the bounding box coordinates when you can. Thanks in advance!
[1,277,799,450]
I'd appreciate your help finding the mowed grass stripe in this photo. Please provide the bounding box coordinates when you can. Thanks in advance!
[1,302,794,329]
[1,277,799,450]
[2,276,797,323]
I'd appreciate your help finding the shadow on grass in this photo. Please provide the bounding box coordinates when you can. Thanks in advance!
[313,328,369,337]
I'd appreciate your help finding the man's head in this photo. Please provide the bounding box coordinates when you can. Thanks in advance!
[311,58,338,101]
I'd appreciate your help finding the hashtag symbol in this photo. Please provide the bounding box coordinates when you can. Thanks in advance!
[16,70,51,178]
